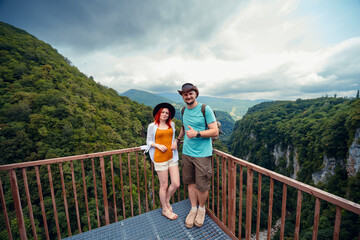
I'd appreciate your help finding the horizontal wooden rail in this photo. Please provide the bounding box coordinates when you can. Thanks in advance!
[0,147,142,171]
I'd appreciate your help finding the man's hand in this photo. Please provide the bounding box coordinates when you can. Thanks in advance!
[186,125,197,139]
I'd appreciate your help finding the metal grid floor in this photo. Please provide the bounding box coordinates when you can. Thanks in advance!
[65,199,232,240]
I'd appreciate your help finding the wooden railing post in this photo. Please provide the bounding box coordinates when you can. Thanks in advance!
[238,165,243,239]
[267,178,274,240]
[100,156,110,225]
[312,198,321,240]
[0,176,12,240]
[9,170,27,240]
[228,159,236,234]
[333,206,342,240]
[222,157,227,224]
[294,190,302,240]
[22,169,37,240]
[70,161,82,232]
[245,168,253,240]
[256,173,262,240]
[35,166,49,240]
[280,183,287,240]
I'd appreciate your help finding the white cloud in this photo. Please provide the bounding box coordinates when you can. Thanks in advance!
[40,0,360,100]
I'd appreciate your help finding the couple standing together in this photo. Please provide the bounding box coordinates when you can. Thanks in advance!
[146,83,219,228]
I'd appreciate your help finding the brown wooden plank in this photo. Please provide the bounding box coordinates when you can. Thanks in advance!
[151,162,156,210]
[59,163,72,236]
[81,160,91,229]
[280,184,287,240]
[119,154,126,219]
[256,173,262,240]
[22,169,37,240]
[9,170,27,240]
[333,206,342,240]
[47,165,60,239]
[127,153,134,217]
[228,160,237,234]
[110,156,117,222]
[312,198,321,240]
[91,158,101,227]
[267,178,274,240]
[213,150,360,215]
[70,161,82,232]
[238,165,243,240]
[217,155,220,218]
[143,154,149,212]
[0,176,13,240]
[245,168,253,240]
[212,154,215,212]
[100,156,109,225]
[136,152,141,215]
[0,147,142,171]
[35,166,50,240]
[222,157,227,224]
[294,190,302,240]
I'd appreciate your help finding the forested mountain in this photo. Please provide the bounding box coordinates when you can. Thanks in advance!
[157,92,266,120]
[0,21,154,165]
[229,97,360,239]
[121,89,173,108]
[121,88,235,141]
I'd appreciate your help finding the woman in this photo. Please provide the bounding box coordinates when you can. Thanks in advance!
[146,102,180,220]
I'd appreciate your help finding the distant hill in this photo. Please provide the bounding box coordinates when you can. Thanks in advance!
[120,89,235,141]
[121,89,174,108]
[156,92,267,120]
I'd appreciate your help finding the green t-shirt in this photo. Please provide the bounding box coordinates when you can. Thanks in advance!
[181,103,216,157]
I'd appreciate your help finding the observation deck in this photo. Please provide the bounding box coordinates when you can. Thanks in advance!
[0,147,359,239]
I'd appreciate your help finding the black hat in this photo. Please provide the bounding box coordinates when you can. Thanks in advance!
[153,102,176,119]
[177,83,199,97]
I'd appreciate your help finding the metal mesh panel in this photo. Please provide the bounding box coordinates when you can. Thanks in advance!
[65,199,231,240]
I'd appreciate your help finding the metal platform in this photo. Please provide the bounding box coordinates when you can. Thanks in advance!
[65,199,232,240]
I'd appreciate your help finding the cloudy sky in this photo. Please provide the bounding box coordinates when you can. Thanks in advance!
[1,0,360,100]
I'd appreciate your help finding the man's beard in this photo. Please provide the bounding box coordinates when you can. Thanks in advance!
[186,99,196,105]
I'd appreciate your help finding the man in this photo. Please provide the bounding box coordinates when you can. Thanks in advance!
[175,83,219,228]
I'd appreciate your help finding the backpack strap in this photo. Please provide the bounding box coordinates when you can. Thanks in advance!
[201,104,208,129]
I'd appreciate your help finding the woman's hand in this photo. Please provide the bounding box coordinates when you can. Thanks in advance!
[171,141,177,150]
[156,144,167,152]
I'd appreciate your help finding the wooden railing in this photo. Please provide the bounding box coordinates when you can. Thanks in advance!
[210,149,360,240]
[0,148,359,239]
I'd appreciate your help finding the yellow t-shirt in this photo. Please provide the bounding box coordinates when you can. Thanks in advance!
[154,128,173,163]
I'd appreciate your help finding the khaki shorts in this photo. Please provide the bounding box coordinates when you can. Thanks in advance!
[181,154,212,192]
[154,159,178,172]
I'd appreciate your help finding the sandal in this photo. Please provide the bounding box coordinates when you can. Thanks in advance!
[167,204,173,212]
[162,209,178,220]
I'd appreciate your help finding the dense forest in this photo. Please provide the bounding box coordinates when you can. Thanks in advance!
[229,97,360,239]
[0,21,155,165]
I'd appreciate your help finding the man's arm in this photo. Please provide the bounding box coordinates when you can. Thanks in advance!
[186,122,218,139]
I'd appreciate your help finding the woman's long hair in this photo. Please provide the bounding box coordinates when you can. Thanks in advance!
[154,108,172,128]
